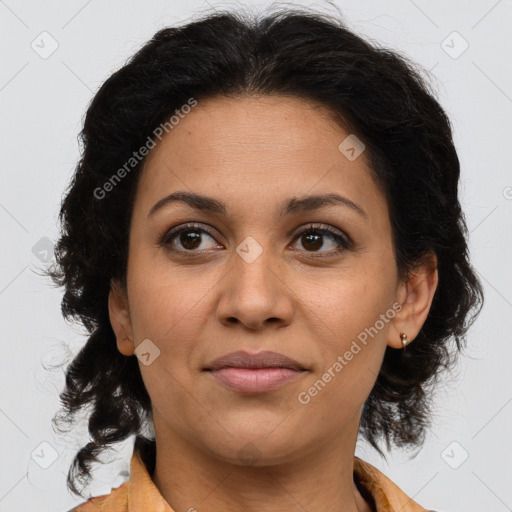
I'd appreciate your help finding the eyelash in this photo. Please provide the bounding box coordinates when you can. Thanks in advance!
[158,222,352,258]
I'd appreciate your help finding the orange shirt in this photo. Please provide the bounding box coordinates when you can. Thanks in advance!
[71,451,428,511]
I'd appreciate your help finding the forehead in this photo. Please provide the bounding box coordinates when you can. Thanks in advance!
[134,94,387,226]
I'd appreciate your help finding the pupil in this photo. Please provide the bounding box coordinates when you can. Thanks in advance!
[181,231,201,250]
[303,233,322,251]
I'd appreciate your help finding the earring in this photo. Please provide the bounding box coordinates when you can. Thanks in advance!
[399,332,409,351]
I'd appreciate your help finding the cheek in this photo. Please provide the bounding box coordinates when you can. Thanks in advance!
[126,261,218,403]
[299,303,390,428]
[127,252,210,343]
[311,267,394,344]
[127,270,209,419]
[305,266,395,402]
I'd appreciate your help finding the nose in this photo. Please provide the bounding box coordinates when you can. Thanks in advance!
[215,244,294,331]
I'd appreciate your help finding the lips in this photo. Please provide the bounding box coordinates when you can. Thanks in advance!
[204,350,307,394]
[204,350,305,371]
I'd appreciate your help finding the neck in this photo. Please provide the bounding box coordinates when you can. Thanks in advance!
[151,410,373,512]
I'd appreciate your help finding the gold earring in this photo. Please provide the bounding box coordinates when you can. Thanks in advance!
[400,332,409,351]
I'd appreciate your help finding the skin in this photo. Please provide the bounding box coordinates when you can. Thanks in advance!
[109,94,438,512]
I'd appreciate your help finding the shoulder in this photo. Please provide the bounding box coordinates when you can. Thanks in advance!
[66,481,129,512]
[354,457,431,512]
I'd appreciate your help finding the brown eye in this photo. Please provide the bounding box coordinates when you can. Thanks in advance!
[300,232,323,251]
[161,224,222,253]
[290,224,351,256]
[177,230,203,250]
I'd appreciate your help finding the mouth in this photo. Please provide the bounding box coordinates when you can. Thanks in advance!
[203,350,308,394]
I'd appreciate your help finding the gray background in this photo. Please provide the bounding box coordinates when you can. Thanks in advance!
[0,0,511,511]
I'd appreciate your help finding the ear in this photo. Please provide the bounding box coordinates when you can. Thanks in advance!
[108,279,135,356]
[387,251,438,349]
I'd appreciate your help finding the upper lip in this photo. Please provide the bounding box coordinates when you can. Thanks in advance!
[204,350,305,371]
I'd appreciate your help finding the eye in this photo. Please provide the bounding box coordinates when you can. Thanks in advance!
[159,223,222,253]
[289,223,351,256]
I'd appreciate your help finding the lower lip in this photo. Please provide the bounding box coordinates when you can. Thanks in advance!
[207,367,305,393]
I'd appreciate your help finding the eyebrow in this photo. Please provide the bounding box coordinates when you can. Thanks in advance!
[147,191,367,220]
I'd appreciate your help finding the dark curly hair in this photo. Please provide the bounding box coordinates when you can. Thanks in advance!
[46,5,484,498]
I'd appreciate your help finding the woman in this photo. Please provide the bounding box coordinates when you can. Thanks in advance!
[49,6,484,512]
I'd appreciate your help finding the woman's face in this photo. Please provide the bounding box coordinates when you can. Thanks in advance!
[111,94,414,465]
